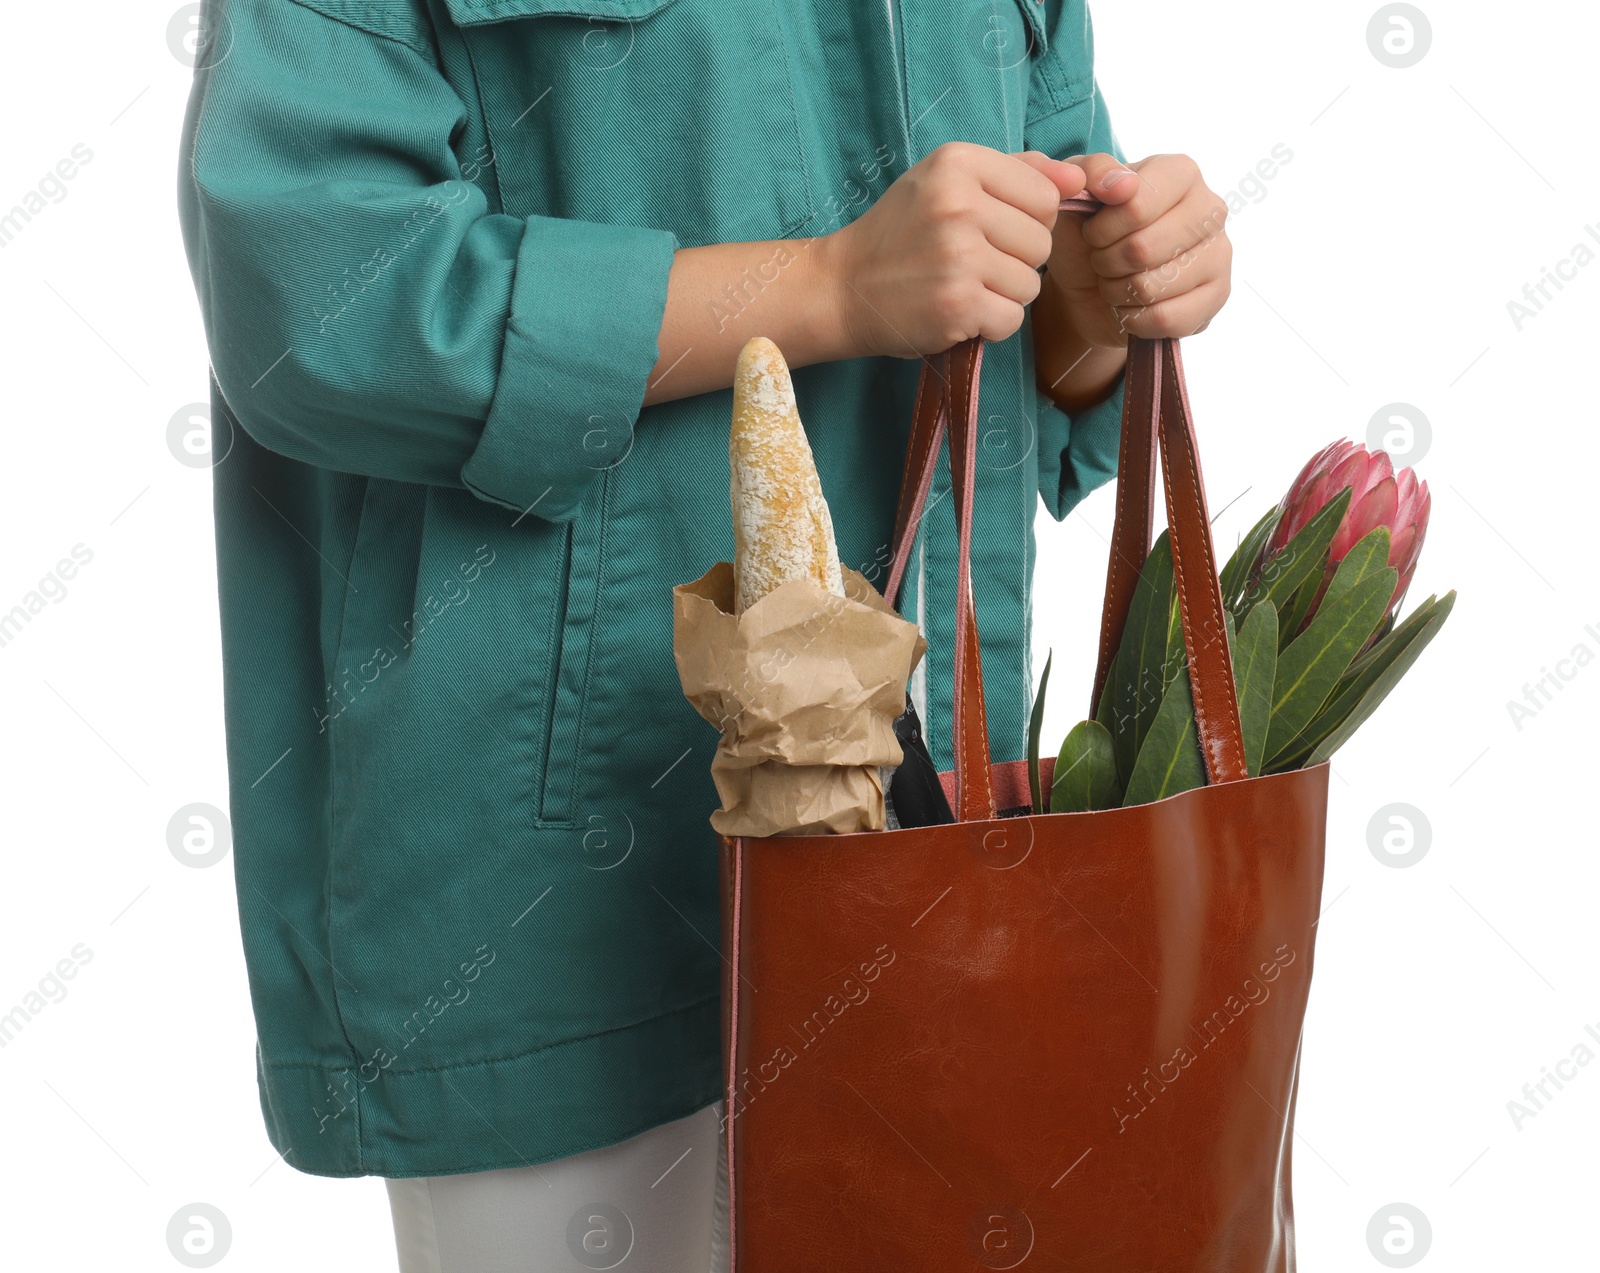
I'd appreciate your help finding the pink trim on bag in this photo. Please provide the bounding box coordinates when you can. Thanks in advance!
[885,385,945,608]
[937,756,1053,814]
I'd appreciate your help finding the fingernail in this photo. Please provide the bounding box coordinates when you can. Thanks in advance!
[1099,168,1136,191]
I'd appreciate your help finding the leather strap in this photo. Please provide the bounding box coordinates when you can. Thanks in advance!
[1142,339,1247,783]
[1087,335,1159,718]
[884,194,1103,611]
[884,342,994,820]
[1082,334,1248,783]
[945,339,996,821]
[885,194,1248,812]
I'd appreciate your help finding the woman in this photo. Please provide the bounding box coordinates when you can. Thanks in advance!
[177,0,1231,1267]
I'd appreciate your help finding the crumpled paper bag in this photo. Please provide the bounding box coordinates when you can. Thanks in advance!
[673,562,927,837]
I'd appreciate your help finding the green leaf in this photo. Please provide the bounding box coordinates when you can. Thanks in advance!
[1220,504,1281,614]
[1338,601,1420,688]
[1097,528,1177,786]
[1269,592,1455,770]
[1363,604,1398,653]
[1049,719,1123,812]
[1279,523,1391,646]
[1232,599,1279,776]
[1302,592,1455,766]
[1278,568,1323,645]
[1325,590,1437,705]
[1319,525,1392,612]
[1164,584,1185,678]
[1236,487,1352,629]
[1027,649,1053,815]
[1262,549,1398,766]
[1121,662,1206,807]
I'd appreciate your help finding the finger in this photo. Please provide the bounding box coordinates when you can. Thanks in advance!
[1088,186,1230,279]
[974,290,1028,345]
[1011,150,1089,201]
[979,199,1058,270]
[1111,278,1230,340]
[969,147,1070,226]
[1094,229,1230,308]
[1062,152,1140,205]
[981,244,1047,308]
[1080,154,1200,250]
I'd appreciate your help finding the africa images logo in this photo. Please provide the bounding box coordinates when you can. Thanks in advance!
[1111,945,1297,1134]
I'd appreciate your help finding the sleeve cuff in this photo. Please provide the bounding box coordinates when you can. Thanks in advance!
[462,215,680,522]
[1035,371,1126,522]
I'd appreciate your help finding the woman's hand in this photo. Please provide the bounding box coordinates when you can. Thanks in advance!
[1020,150,1231,411]
[1032,151,1233,347]
[814,142,1230,365]
[821,140,1064,358]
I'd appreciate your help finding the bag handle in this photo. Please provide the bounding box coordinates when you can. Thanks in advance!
[1090,335,1248,784]
[884,195,1247,819]
[884,338,995,819]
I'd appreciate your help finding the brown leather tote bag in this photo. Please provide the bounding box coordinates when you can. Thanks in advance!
[717,225,1331,1271]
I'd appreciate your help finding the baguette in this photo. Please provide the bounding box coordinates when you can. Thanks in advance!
[729,336,845,614]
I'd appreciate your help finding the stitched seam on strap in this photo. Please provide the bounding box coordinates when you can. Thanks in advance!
[947,379,969,816]
[1099,424,1131,681]
[969,380,994,821]
[889,421,940,609]
[1168,359,1245,780]
[1095,349,1140,712]
[953,342,995,820]
[1160,446,1211,772]
[889,354,944,606]
[1159,350,1245,782]
[947,403,969,815]
[968,585,995,817]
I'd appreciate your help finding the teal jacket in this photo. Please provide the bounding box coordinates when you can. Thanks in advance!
[177,0,1125,1178]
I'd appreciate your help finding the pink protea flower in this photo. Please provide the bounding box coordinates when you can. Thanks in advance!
[1261,439,1431,628]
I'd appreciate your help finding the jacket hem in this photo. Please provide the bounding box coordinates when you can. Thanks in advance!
[256,994,722,1179]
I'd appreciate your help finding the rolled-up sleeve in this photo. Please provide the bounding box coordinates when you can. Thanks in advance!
[177,0,677,523]
[1023,1,1128,522]
[461,215,680,517]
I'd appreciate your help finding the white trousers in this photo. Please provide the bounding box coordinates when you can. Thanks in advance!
[385,1098,729,1273]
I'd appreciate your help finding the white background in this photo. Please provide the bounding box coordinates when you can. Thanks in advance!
[1036,2,1600,1269]
[0,1,1593,1269]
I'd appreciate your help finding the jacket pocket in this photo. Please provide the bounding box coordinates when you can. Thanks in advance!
[438,0,815,244]
[1013,0,1050,53]
[1021,0,1099,116]
[536,469,610,826]
[996,0,1049,63]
